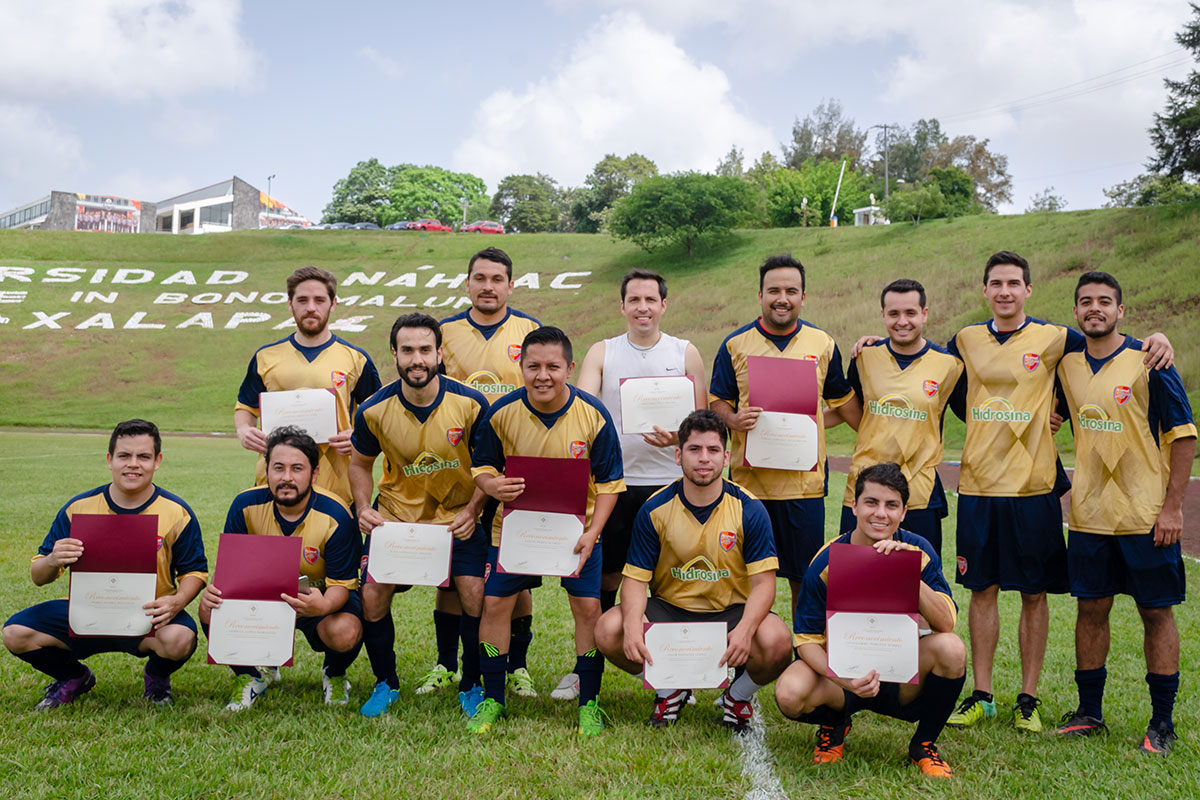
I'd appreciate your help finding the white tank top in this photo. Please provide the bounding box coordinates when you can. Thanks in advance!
[598,332,691,485]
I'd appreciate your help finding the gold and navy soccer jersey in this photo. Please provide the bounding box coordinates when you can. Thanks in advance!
[843,341,964,511]
[623,479,778,613]
[792,530,955,648]
[440,308,540,399]
[1058,335,1196,535]
[36,485,208,597]
[472,386,626,545]
[947,318,1084,497]
[224,486,361,590]
[235,333,382,504]
[710,318,854,500]
[351,376,488,524]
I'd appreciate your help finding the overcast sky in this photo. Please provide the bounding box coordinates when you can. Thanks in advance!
[0,0,1192,220]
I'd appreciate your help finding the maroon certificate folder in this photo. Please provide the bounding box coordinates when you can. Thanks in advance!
[68,513,159,637]
[746,355,819,415]
[497,456,591,577]
[206,534,302,666]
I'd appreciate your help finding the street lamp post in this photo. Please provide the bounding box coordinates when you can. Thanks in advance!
[868,125,893,201]
[267,174,276,200]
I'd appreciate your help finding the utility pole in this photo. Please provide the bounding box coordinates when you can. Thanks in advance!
[868,125,894,200]
[267,174,276,200]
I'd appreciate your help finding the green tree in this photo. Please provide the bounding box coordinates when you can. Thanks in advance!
[380,165,487,227]
[609,172,756,256]
[928,166,980,217]
[783,99,867,172]
[1025,187,1067,214]
[715,145,745,178]
[1102,173,1200,206]
[1150,3,1200,177]
[869,119,1011,211]
[490,173,560,233]
[883,183,945,226]
[570,153,659,233]
[765,158,871,228]
[322,157,391,223]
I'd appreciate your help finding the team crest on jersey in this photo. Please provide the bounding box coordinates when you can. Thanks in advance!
[360,554,369,572]
[802,354,819,362]
[956,555,967,576]
[718,530,736,551]
[1022,354,1040,372]
[331,370,347,388]
[508,344,522,362]
[1113,385,1131,405]
[570,441,587,459]
[923,379,939,397]
[303,546,319,565]
[447,427,464,446]
[156,536,163,551]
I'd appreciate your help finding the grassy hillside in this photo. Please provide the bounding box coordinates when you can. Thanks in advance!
[1,206,1197,447]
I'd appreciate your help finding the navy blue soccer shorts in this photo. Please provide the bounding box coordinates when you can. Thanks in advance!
[1068,529,1185,608]
[601,483,664,575]
[4,598,197,660]
[764,497,825,581]
[840,505,944,559]
[296,588,363,652]
[955,493,1068,593]
[483,543,602,599]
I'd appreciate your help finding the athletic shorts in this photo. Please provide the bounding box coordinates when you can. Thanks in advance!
[955,493,1068,593]
[840,505,944,559]
[296,589,363,652]
[601,484,664,574]
[794,682,923,725]
[360,522,489,588]
[644,597,746,628]
[3,599,196,660]
[763,498,825,581]
[483,543,602,599]
[1068,530,1186,608]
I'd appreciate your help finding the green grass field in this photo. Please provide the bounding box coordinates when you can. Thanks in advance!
[1,432,1196,799]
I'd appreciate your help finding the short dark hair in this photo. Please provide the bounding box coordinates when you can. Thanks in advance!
[265,426,320,471]
[677,409,727,448]
[1074,270,1123,305]
[983,251,1030,285]
[109,419,161,456]
[468,246,513,279]
[854,462,909,506]
[520,326,573,364]
[758,252,806,292]
[286,266,337,300]
[620,268,668,301]
[880,278,927,308]
[390,312,442,351]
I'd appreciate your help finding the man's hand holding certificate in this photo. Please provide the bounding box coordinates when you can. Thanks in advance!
[825,542,921,685]
[67,514,159,637]
[205,534,302,668]
[259,388,337,444]
[619,375,697,435]
[497,456,590,577]
[743,355,819,471]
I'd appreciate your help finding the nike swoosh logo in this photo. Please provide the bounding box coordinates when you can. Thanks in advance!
[664,366,679,372]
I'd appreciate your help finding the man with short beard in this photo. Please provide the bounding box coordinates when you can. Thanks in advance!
[202,426,363,711]
[234,266,382,506]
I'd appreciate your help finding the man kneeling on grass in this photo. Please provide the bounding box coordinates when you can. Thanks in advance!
[595,409,791,731]
[774,462,965,778]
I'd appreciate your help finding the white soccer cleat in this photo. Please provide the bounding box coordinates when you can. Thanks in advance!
[551,672,580,701]
[322,667,351,705]
[225,673,270,712]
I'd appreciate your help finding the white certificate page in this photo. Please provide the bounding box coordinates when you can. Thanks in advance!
[68,571,157,637]
[498,510,584,577]
[368,522,453,586]
[207,600,297,667]
[826,611,919,684]
[259,389,337,444]
[643,622,728,690]
[744,411,818,470]
[619,376,696,435]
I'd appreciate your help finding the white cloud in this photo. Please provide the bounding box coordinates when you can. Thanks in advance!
[452,11,775,186]
[104,168,193,204]
[359,46,404,80]
[0,104,84,204]
[151,102,223,148]
[0,0,258,100]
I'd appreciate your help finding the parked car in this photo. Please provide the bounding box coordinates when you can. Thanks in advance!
[385,221,411,230]
[462,219,505,234]
[352,222,381,230]
[329,222,353,229]
[460,220,485,232]
[409,218,452,232]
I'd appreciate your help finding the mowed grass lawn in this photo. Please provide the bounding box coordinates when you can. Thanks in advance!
[0,432,1197,799]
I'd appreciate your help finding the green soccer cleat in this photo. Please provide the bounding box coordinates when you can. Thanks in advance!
[467,697,506,734]
[578,699,606,736]
[946,692,997,728]
[1014,694,1043,733]
[507,667,538,698]
[225,673,270,712]
[414,664,459,695]
[322,667,351,706]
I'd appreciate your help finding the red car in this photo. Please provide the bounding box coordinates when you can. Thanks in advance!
[409,218,452,232]
[462,219,505,234]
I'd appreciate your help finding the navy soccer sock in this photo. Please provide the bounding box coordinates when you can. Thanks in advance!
[323,640,362,678]
[1075,666,1107,719]
[362,615,399,689]
[576,650,604,705]
[480,644,508,704]
[433,609,460,673]
[1146,671,1179,728]
[145,651,190,679]
[508,614,533,672]
[459,614,481,691]
[16,647,86,682]
[600,589,618,613]
[910,673,966,753]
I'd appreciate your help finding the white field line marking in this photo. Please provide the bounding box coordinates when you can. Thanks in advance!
[0,451,99,461]
[737,696,786,800]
